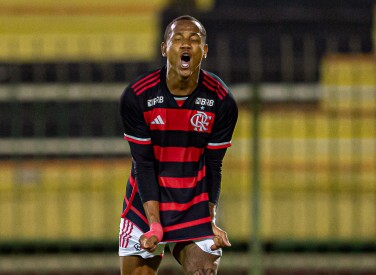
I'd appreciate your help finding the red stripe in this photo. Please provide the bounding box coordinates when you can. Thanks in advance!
[203,76,224,96]
[134,77,160,95]
[159,166,206,188]
[132,70,160,90]
[203,72,228,98]
[129,176,136,187]
[123,177,149,224]
[153,146,203,162]
[123,196,148,225]
[133,74,160,93]
[144,108,215,133]
[120,219,131,248]
[124,222,133,248]
[129,203,149,224]
[159,193,209,211]
[203,76,227,99]
[202,71,226,93]
[124,135,151,145]
[163,217,212,232]
[203,81,223,100]
[119,219,128,248]
[121,176,138,218]
[119,220,124,247]
[136,79,161,96]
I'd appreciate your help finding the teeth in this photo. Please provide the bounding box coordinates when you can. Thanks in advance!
[181,53,190,69]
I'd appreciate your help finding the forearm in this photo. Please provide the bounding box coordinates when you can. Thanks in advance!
[140,200,163,248]
[143,200,161,224]
[209,202,217,224]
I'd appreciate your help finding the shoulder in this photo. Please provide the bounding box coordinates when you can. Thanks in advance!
[201,70,233,101]
[131,68,162,95]
[124,68,162,97]
[201,70,236,105]
[120,68,162,103]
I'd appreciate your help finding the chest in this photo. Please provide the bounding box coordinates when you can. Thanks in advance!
[142,88,217,134]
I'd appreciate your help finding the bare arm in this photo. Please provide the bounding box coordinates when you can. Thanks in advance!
[144,200,161,224]
[139,201,163,252]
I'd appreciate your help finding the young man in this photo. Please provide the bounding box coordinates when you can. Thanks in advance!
[119,15,238,274]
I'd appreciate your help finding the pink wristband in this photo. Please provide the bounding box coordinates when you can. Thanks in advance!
[143,222,163,242]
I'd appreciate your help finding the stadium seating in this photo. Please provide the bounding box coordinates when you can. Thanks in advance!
[0,0,169,62]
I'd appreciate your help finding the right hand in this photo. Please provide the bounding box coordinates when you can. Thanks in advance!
[139,222,163,252]
[139,234,160,252]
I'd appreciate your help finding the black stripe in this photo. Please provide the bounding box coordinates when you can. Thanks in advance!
[163,222,213,242]
[151,130,210,147]
[157,160,205,177]
[160,201,210,226]
[125,210,149,233]
[159,179,207,203]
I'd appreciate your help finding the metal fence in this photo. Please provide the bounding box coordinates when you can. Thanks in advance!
[1,31,376,274]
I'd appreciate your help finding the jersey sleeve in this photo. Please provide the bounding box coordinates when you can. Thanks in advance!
[120,86,151,145]
[207,90,238,149]
[205,148,227,204]
[205,89,238,204]
[120,86,159,203]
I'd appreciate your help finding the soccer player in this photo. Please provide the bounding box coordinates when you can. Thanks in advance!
[118,15,238,274]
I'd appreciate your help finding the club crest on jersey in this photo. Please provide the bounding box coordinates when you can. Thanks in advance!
[190,111,212,132]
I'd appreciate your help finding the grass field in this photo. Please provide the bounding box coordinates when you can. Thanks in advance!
[0,106,375,243]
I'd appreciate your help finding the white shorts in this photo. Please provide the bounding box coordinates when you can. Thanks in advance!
[118,218,222,259]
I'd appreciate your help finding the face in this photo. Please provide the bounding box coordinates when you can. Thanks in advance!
[161,19,208,79]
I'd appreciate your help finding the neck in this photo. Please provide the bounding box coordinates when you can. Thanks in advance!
[165,67,200,96]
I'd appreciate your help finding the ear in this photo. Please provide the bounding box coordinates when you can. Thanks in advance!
[161,42,167,57]
[203,44,208,59]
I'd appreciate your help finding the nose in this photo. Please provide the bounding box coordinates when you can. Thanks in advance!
[180,37,192,48]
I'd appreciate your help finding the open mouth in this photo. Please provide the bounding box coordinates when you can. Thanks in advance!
[181,53,191,68]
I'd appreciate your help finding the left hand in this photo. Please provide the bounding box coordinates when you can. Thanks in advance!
[210,223,231,250]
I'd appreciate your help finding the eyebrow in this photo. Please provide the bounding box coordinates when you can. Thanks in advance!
[172,32,202,37]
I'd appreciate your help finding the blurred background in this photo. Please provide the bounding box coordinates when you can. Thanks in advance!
[0,0,375,274]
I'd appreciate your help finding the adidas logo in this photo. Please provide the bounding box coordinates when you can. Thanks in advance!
[151,115,165,125]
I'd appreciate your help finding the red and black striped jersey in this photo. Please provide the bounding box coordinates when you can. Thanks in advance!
[120,66,238,242]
